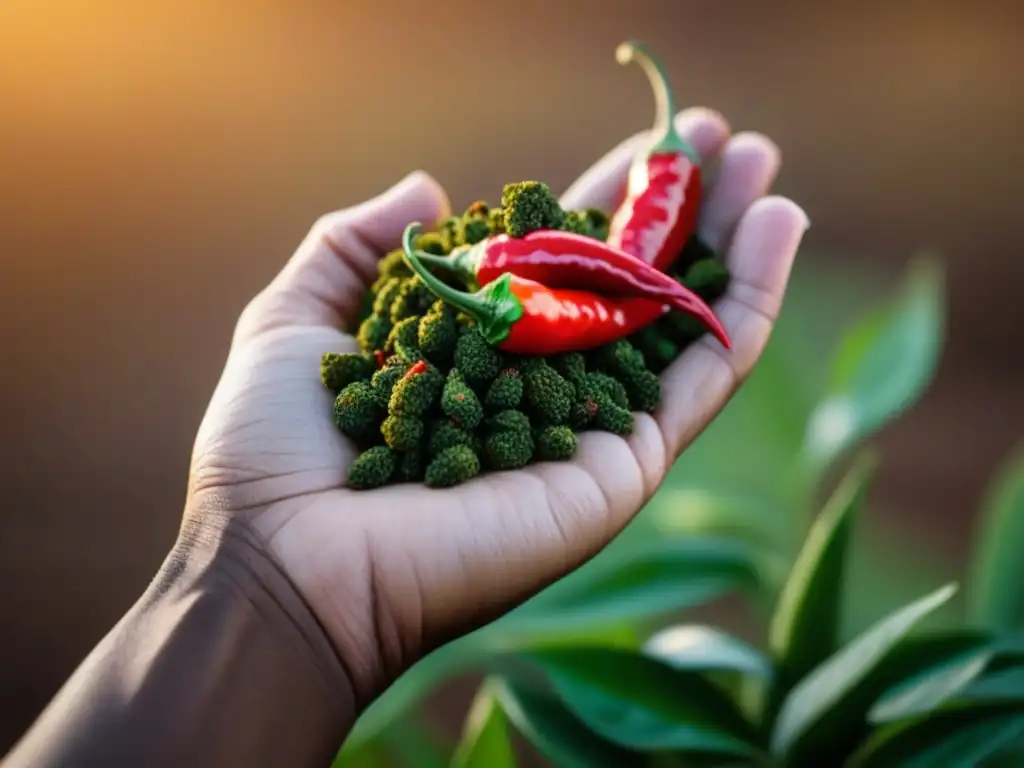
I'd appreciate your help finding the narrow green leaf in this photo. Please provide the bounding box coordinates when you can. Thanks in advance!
[766,454,876,722]
[868,647,994,723]
[850,708,1024,767]
[982,744,1024,767]
[958,665,1024,705]
[490,676,640,768]
[507,537,760,634]
[331,738,392,768]
[771,582,958,760]
[527,647,759,757]
[766,619,985,764]
[489,622,641,655]
[842,523,956,640]
[382,718,448,768]
[451,683,516,768]
[803,256,944,470]
[967,447,1024,632]
[990,633,1024,657]
[876,628,992,676]
[343,636,488,750]
[644,625,770,678]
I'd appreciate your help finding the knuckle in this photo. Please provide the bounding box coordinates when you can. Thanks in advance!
[730,278,782,323]
[310,209,354,243]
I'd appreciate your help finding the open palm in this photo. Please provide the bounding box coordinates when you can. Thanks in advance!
[187,108,808,704]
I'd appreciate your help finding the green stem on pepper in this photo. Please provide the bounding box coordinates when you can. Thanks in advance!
[616,40,700,164]
[401,223,523,347]
[401,223,687,355]
[609,40,707,273]
[406,228,725,316]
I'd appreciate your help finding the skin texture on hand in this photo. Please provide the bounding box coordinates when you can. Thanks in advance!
[187,107,809,710]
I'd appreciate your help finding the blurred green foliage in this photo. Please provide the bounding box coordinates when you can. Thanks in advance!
[331,256,1024,765]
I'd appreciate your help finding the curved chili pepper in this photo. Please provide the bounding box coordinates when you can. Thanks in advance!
[401,224,689,355]
[406,229,715,318]
[607,40,702,273]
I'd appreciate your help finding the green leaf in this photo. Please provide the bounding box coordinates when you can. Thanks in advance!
[850,708,1024,767]
[842,521,955,640]
[489,622,641,654]
[803,256,944,471]
[451,682,516,768]
[331,739,392,768]
[643,626,771,729]
[506,537,760,634]
[649,490,790,552]
[958,665,1024,705]
[337,711,450,767]
[491,676,640,768]
[770,582,958,761]
[643,625,770,678]
[527,647,759,757]
[765,454,876,722]
[382,718,449,768]
[343,635,488,751]
[868,646,994,723]
[983,744,1024,767]
[967,447,1024,632]
[646,492,793,604]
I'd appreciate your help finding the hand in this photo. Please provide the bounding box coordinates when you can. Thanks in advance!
[186,108,808,708]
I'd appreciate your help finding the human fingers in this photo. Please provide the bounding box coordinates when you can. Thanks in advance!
[655,196,810,460]
[698,132,782,253]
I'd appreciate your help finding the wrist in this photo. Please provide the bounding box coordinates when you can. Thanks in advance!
[6,512,361,768]
[157,513,360,761]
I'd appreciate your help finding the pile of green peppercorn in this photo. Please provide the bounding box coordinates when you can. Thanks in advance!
[319,181,731,489]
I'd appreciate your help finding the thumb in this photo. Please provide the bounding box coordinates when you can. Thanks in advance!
[251,171,451,335]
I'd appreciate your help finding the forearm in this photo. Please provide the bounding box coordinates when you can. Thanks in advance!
[3,518,356,768]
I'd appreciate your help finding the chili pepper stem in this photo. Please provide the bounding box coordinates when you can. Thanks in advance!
[405,243,483,285]
[616,40,700,165]
[401,224,523,346]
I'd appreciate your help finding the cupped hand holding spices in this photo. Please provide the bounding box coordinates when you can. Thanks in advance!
[8,110,807,768]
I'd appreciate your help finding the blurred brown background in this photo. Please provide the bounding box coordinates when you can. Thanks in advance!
[1,0,1021,752]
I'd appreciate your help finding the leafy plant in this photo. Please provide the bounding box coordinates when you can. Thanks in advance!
[801,258,944,475]
[450,683,516,768]
[334,256,1024,766]
[968,449,1024,633]
[454,442,1024,767]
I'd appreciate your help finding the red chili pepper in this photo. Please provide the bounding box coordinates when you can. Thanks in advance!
[606,40,702,274]
[401,225,730,354]
[406,228,714,320]
[403,360,429,379]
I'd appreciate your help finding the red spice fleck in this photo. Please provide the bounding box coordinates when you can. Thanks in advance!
[455,392,465,402]
[403,360,429,380]
[585,399,599,417]
[373,350,386,369]
[499,368,519,378]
